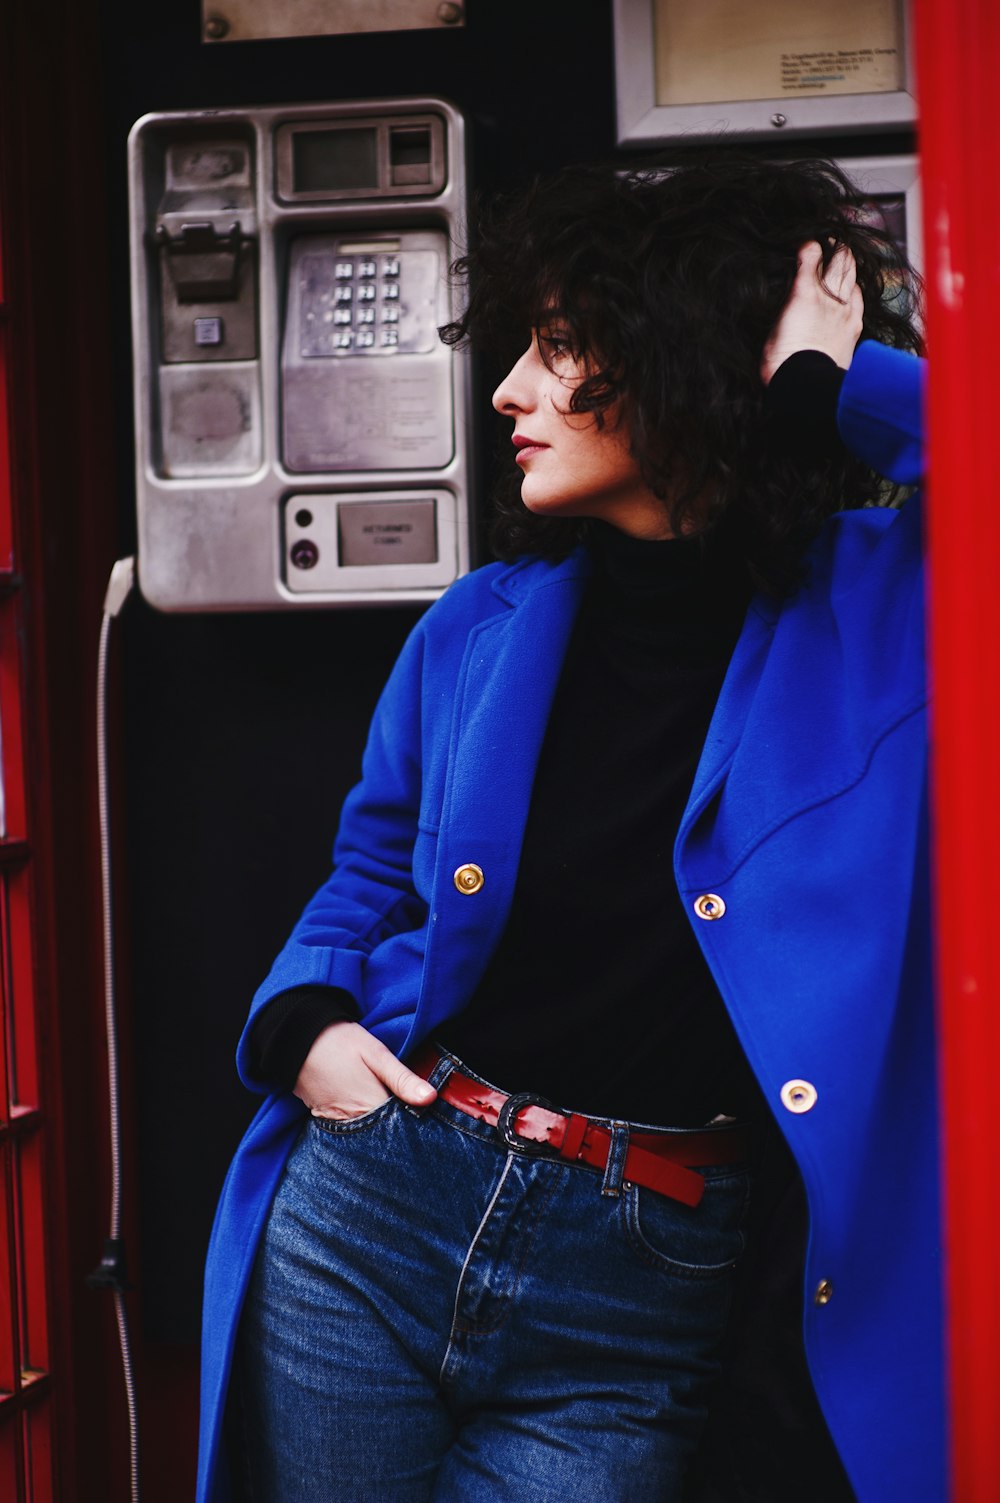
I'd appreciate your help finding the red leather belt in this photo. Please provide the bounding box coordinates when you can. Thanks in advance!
[410,1046,749,1209]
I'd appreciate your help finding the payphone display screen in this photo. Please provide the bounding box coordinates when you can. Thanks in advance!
[293,129,379,193]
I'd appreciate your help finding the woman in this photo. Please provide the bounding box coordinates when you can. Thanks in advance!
[199,157,938,1502]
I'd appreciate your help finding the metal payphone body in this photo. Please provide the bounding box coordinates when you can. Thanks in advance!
[128,99,472,610]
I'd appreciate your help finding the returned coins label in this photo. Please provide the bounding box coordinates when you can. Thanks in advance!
[338,499,438,566]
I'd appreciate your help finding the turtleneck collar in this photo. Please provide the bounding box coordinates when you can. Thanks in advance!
[585,520,751,637]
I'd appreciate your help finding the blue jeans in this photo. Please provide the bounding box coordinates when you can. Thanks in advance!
[232,1049,751,1502]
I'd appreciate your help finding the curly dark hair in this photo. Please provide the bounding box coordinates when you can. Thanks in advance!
[440,154,923,591]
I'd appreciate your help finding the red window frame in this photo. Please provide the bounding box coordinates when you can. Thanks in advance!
[0,154,56,1503]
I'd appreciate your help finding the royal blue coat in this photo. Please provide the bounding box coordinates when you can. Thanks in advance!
[198,340,941,1502]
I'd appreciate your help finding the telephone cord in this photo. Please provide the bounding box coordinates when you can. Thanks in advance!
[95,557,140,1503]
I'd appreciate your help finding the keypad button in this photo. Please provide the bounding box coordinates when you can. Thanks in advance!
[382,306,400,323]
[333,308,352,325]
[335,261,354,279]
[357,284,376,302]
[381,328,399,347]
[335,286,353,303]
[358,260,377,278]
[357,307,375,325]
[382,257,400,276]
[383,282,400,301]
[333,331,353,349]
[356,330,375,348]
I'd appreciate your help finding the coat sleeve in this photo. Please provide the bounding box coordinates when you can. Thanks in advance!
[235,618,429,1091]
[837,340,925,485]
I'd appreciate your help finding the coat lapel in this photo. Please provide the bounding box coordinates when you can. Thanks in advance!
[679,594,778,840]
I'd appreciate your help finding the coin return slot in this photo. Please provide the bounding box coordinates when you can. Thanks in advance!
[390,127,431,185]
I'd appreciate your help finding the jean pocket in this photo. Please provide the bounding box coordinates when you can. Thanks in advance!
[621,1167,750,1279]
[310,1095,399,1136]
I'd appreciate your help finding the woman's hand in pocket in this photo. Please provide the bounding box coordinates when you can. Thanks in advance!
[294,1020,437,1120]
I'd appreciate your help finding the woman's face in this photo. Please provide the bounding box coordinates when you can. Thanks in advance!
[491,327,672,539]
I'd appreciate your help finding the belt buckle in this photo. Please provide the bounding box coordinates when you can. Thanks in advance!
[496,1090,562,1153]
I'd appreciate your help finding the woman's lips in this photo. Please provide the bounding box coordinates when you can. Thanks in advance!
[513,436,549,464]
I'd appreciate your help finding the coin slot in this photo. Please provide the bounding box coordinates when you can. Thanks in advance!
[390,127,431,185]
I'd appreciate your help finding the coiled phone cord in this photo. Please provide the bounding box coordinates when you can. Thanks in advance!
[89,556,140,1503]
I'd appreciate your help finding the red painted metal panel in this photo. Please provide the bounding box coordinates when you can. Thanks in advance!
[0,86,56,1503]
[0,331,12,572]
[915,0,1000,1497]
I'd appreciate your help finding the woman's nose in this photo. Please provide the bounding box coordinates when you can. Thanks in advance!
[492,344,535,416]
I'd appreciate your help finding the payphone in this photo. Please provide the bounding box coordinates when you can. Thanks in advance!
[128,99,472,610]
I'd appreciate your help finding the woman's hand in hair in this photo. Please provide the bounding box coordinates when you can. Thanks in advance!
[295,1020,437,1120]
[761,241,864,385]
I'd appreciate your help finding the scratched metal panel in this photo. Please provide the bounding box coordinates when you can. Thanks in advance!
[201,0,464,44]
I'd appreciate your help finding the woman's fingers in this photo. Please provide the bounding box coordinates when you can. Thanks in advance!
[823,243,858,299]
[761,240,864,384]
[362,1030,438,1107]
[295,1019,436,1119]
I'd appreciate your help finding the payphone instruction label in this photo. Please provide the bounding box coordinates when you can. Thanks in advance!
[338,499,437,566]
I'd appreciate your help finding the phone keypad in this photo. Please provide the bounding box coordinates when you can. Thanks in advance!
[300,249,436,358]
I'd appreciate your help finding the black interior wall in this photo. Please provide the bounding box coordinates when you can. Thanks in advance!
[102,0,621,1342]
[101,0,914,1345]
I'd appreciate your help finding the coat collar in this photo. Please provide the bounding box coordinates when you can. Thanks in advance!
[488,546,593,608]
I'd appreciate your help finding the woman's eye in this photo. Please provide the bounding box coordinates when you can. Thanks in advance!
[540,332,574,360]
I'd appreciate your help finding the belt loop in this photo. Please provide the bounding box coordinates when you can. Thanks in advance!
[600,1122,630,1198]
[426,1048,456,1092]
[403,1043,455,1114]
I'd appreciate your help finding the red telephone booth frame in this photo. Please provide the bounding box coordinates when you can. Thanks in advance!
[917,0,1000,1496]
[0,1,997,1497]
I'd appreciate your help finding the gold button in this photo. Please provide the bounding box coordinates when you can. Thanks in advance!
[814,1278,834,1306]
[693,893,726,921]
[780,1079,818,1114]
[453,862,484,895]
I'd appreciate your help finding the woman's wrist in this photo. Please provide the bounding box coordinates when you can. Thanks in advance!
[249,985,362,1091]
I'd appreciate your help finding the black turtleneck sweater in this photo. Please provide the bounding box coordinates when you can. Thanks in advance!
[248,351,845,1126]
[437,525,761,1124]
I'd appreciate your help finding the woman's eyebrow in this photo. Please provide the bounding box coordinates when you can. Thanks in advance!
[536,308,571,329]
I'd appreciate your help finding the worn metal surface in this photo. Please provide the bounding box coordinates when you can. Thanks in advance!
[201,0,464,43]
